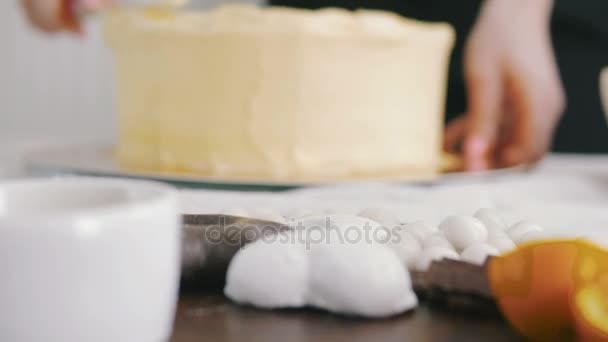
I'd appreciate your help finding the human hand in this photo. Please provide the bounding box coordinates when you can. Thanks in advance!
[445,0,565,171]
[21,0,74,32]
[21,0,117,33]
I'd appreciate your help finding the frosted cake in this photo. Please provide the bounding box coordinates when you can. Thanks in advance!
[105,5,455,180]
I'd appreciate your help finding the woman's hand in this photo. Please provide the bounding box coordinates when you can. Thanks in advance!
[21,0,116,33]
[445,0,565,171]
[21,0,72,32]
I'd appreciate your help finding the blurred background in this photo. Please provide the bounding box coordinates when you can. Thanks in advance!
[0,0,262,146]
[3,0,608,178]
[0,1,114,145]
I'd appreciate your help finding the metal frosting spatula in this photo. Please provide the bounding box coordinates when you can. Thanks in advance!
[179,214,289,289]
[75,0,188,13]
[61,0,187,30]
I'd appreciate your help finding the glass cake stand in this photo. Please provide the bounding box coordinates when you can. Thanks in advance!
[24,144,529,191]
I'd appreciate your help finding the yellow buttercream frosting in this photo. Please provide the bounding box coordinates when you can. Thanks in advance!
[105,5,455,181]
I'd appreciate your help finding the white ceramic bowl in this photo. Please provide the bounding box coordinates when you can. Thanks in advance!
[0,177,180,342]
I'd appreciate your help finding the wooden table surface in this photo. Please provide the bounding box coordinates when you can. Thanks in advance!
[171,293,521,342]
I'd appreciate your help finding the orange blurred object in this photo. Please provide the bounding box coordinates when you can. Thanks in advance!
[574,276,608,340]
[488,239,608,341]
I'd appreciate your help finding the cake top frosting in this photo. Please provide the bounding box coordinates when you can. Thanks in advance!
[105,4,454,44]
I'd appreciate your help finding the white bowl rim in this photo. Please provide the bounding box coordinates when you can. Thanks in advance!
[0,176,177,222]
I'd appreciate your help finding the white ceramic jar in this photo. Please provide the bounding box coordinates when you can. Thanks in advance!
[0,177,181,342]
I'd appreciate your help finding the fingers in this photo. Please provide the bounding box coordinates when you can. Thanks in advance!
[21,0,80,33]
[21,0,62,32]
[60,0,83,33]
[498,81,531,167]
[500,146,527,167]
[444,116,467,153]
[498,53,565,168]
[463,46,504,171]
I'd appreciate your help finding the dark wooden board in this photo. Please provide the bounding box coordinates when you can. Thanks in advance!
[171,293,521,342]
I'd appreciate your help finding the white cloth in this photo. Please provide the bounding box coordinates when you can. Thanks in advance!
[179,155,608,244]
